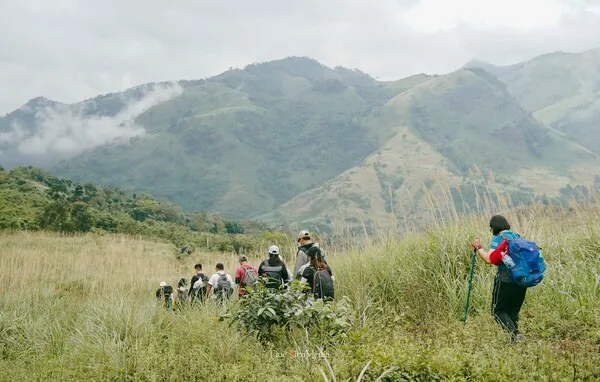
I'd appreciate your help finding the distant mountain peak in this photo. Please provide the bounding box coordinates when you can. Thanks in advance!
[245,56,325,68]
[241,56,331,78]
[24,96,61,108]
[462,58,494,68]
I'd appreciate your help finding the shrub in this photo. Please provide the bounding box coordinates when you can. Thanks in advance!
[221,280,353,343]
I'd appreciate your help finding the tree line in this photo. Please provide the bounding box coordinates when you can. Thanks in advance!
[0,166,288,253]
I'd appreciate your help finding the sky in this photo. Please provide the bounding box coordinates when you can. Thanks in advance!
[1,0,600,115]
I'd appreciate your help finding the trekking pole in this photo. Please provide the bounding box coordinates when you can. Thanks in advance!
[462,250,477,328]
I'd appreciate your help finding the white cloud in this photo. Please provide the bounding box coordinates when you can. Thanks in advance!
[8,82,183,156]
[0,0,600,114]
[404,0,564,33]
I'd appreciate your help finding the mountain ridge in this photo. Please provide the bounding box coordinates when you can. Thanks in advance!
[262,66,600,231]
[2,49,600,232]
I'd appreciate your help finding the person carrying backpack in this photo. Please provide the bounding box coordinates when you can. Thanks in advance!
[206,263,234,301]
[172,278,189,310]
[471,215,546,342]
[258,245,291,290]
[189,264,208,303]
[293,230,314,278]
[293,230,331,280]
[156,281,174,310]
[235,255,259,297]
[300,246,334,301]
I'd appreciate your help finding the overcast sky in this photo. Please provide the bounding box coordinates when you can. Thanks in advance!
[1,0,600,115]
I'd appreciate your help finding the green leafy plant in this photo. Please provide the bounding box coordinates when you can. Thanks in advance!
[221,280,353,342]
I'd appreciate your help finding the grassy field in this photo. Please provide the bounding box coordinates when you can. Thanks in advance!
[1,201,600,381]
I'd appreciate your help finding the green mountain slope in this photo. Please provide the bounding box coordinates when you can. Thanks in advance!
[0,166,279,252]
[32,58,416,217]
[2,52,600,229]
[263,68,600,231]
[1,58,425,218]
[466,48,600,153]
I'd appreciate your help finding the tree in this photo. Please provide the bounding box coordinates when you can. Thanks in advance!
[130,199,159,222]
[209,215,226,234]
[70,202,93,232]
[225,220,244,234]
[71,184,84,202]
[39,201,72,232]
[191,212,208,232]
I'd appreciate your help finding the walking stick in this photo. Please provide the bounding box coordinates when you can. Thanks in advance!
[462,251,477,328]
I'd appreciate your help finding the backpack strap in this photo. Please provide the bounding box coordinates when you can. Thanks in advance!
[241,266,251,285]
[311,268,321,294]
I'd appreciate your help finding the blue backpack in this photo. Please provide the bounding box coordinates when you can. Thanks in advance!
[501,234,546,287]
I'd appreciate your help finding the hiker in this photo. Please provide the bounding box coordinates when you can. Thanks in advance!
[235,255,259,297]
[300,246,334,301]
[156,281,174,310]
[471,215,527,341]
[293,230,321,279]
[258,245,291,290]
[206,263,234,301]
[172,278,188,310]
[293,231,333,281]
[189,263,208,303]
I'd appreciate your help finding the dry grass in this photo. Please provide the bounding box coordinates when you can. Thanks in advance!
[1,192,600,380]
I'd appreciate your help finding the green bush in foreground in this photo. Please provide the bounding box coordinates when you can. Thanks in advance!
[221,280,353,343]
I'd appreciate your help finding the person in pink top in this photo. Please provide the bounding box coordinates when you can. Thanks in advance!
[234,255,258,297]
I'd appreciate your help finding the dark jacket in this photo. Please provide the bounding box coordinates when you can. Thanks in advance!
[258,257,291,289]
[189,273,208,301]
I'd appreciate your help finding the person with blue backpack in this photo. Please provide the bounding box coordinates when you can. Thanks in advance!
[471,215,546,342]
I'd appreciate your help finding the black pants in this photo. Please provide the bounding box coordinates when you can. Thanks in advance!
[491,276,527,338]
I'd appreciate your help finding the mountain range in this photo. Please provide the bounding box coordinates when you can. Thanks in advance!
[2,48,599,233]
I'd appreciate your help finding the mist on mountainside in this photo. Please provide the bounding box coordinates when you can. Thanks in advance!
[0,83,183,166]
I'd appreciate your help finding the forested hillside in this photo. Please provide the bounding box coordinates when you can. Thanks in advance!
[0,166,286,252]
[2,49,600,232]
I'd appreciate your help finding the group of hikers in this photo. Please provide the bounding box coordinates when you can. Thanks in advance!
[156,216,546,343]
[156,230,334,309]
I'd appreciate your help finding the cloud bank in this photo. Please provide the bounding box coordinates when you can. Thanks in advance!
[1,0,600,115]
[1,83,183,157]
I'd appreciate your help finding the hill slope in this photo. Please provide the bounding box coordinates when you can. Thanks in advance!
[465,48,600,153]
[2,52,600,230]
[0,166,279,252]
[264,68,600,231]
[1,58,416,218]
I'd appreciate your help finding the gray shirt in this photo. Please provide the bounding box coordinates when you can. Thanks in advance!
[293,248,309,279]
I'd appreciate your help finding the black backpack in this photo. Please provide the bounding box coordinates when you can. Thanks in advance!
[312,269,334,301]
[191,274,208,299]
[261,262,284,288]
[161,285,173,309]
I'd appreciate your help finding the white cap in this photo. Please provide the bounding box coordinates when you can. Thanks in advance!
[159,281,167,287]
[268,245,280,255]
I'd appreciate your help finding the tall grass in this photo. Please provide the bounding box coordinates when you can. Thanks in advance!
[1,198,600,380]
